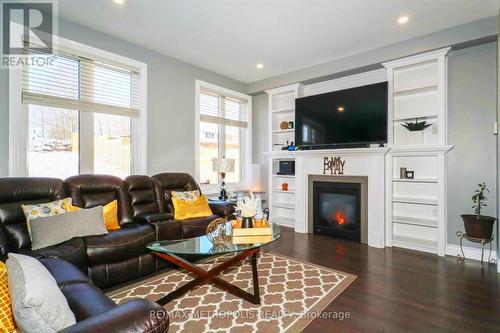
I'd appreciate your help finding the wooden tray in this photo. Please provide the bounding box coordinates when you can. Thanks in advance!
[232,235,273,244]
[232,226,272,237]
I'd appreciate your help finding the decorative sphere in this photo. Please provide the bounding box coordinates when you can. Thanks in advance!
[206,218,232,246]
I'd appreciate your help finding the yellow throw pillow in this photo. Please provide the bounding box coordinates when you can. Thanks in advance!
[65,200,121,231]
[0,261,15,333]
[172,194,213,220]
[102,200,120,231]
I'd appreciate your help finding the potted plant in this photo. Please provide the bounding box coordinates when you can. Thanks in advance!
[461,183,496,239]
[401,118,431,145]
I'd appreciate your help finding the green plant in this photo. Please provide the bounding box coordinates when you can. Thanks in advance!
[401,118,432,131]
[472,182,489,219]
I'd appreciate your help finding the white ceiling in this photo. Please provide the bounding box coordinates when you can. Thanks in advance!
[57,0,499,83]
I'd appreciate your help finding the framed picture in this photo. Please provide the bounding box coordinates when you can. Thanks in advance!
[405,171,414,179]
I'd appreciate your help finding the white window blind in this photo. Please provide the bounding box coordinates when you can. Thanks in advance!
[199,89,248,128]
[22,48,140,118]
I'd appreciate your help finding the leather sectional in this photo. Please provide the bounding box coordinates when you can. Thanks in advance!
[0,173,235,333]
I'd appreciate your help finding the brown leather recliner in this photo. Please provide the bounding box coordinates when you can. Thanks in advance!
[0,172,236,332]
[40,257,169,333]
[151,172,236,238]
[64,174,156,289]
[0,177,169,333]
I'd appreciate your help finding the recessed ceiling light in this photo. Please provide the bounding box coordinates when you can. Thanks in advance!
[114,0,124,4]
[256,63,264,69]
[398,16,409,24]
[337,106,345,113]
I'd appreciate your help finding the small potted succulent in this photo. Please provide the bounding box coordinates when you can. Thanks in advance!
[401,118,432,145]
[237,194,259,228]
[461,183,496,239]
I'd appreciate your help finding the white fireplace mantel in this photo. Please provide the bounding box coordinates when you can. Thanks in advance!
[265,147,389,248]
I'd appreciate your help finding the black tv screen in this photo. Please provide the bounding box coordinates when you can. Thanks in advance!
[295,82,388,148]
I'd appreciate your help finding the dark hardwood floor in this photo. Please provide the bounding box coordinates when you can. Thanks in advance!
[265,227,499,333]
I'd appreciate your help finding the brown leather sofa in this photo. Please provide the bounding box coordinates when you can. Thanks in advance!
[0,172,235,333]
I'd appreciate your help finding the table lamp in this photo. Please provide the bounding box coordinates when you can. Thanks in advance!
[212,157,235,200]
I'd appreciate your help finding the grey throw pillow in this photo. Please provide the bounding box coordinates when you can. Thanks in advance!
[6,253,76,333]
[30,205,108,250]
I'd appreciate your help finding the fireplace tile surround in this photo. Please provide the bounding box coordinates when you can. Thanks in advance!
[310,176,368,244]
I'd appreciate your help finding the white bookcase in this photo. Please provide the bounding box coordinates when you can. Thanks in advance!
[265,83,303,228]
[383,48,453,256]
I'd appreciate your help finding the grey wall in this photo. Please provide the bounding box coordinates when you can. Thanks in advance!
[248,16,498,94]
[0,17,246,177]
[448,42,498,248]
[252,42,498,249]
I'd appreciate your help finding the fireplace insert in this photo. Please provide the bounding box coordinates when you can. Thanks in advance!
[312,181,361,242]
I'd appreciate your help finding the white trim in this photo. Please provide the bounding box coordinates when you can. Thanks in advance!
[302,69,387,97]
[195,80,252,193]
[8,66,28,176]
[8,35,148,177]
[382,47,451,69]
[265,83,302,95]
[264,147,390,157]
[446,244,497,263]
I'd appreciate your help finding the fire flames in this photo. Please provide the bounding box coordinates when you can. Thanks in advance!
[335,211,346,225]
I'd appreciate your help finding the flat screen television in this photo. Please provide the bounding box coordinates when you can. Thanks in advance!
[295,82,388,149]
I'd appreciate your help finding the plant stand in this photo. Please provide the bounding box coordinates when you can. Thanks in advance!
[456,231,495,267]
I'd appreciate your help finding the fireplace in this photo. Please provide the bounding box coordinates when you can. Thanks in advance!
[312,181,361,242]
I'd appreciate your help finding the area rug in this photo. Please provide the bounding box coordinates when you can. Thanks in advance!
[108,252,356,333]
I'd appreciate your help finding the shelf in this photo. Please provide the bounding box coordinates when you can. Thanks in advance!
[272,174,295,178]
[392,196,437,205]
[271,216,294,227]
[272,189,295,194]
[272,129,294,134]
[272,202,295,210]
[393,114,437,121]
[389,145,453,155]
[393,84,438,97]
[392,178,438,183]
[272,107,294,114]
[393,215,437,228]
[392,235,437,254]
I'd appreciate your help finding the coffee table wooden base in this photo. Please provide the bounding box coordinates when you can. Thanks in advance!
[153,247,261,306]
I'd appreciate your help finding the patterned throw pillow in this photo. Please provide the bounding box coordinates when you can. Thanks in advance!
[0,261,15,333]
[22,198,73,238]
[171,190,201,203]
[65,200,121,231]
[171,194,213,220]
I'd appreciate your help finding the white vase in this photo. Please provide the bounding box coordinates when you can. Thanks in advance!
[253,192,264,220]
[406,131,423,145]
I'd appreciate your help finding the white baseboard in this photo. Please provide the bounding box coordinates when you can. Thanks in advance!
[446,243,497,263]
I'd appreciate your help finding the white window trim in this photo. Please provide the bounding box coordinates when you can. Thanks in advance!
[8,35,148,177]
[195,80,252,195]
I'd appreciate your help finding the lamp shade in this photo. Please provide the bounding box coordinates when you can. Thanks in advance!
[212,157,235,173]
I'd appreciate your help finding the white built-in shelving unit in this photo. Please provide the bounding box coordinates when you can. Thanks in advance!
[265,84,303,228]
[383,48,452,256]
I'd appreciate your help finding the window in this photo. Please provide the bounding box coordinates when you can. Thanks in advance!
[9,37,147,178]
[196,81,251,191]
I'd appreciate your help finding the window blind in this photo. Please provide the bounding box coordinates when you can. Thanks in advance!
[199,89,248,128]
[22,48,140,118]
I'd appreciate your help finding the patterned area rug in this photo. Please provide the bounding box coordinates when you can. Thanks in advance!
[108,252,356,333]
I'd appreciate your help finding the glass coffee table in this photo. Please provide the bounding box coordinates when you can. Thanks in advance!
[147,223,281,305]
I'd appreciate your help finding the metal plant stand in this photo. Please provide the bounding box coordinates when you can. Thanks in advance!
[456,231,495,267]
